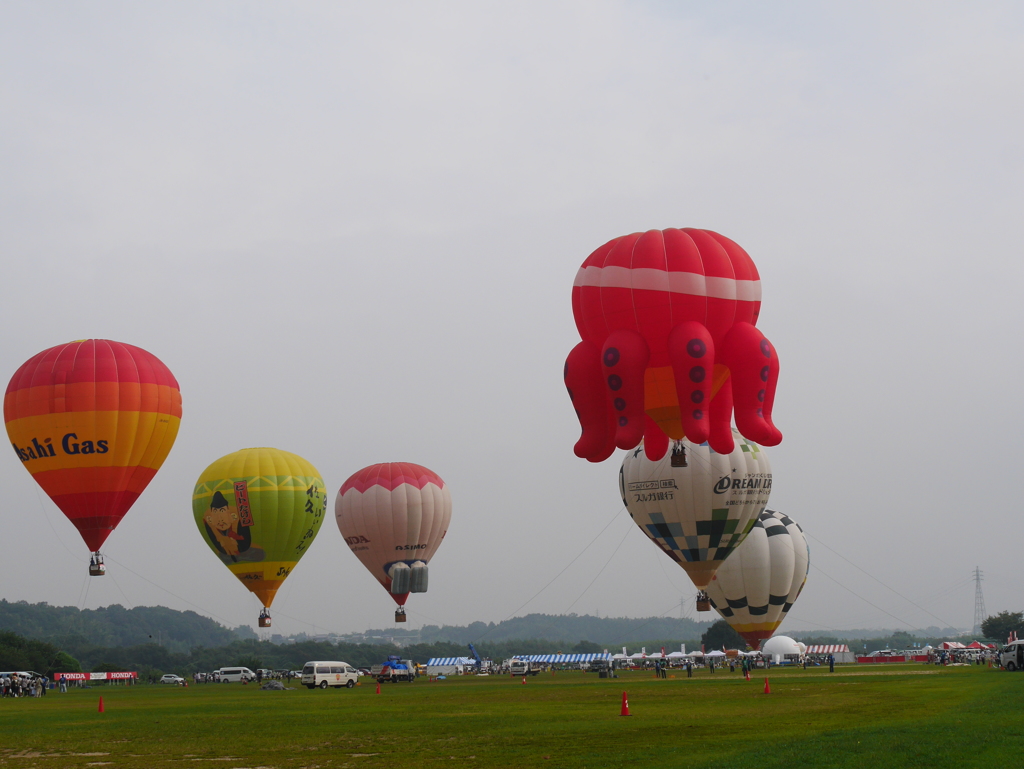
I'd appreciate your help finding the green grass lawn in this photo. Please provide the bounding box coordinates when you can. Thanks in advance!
[0,665,1019,768]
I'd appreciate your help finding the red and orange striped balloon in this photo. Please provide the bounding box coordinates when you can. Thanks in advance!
[4,340,181,552]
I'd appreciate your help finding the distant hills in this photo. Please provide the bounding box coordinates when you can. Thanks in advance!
[0,599,242,653]
[1,600,714,651]
[2,599,961,655]
[351,614,716,647]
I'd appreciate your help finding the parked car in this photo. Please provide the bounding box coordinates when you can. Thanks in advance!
[301,661,360,689]
[160,674,184,684]
[1000,640,1024,671]
[212,667,256,683]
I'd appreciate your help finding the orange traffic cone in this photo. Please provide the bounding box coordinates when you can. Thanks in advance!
[763,678,771,694]
[620,691,630,716]
[521,676,526,685]
[98,696,105,713]
[375,682,381,694]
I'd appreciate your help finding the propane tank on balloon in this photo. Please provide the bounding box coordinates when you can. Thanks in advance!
[335,462,451,623]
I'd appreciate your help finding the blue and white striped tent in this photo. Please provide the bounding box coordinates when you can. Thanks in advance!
[517,652,612,664]
[426,656,476,675]
[426,657,475,666]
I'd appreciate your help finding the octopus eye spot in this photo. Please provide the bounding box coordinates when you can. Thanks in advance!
[613,397,626,411]
[567,387,575,401]
[607,374,623,391]
[757,389,765,402]
[692,409,703,420]
[757,408,763,417]
[760,365,770,382]
[687,339,707,358]
[760,340,771,358]
[689,366,706,383]
[604,348,621,367]
[691,390,704,404]
[618,416,629,427]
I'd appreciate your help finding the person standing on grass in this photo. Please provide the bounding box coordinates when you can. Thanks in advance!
[828,654,835,673]
[686,660,692,678]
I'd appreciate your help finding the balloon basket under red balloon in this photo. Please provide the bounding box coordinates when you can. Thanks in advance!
[394,609,407,623]
[89,553,106,577]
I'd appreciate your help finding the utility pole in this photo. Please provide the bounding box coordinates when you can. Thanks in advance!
[972,567,986,637]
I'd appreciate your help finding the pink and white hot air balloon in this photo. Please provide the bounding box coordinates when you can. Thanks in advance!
[335,462,451,623]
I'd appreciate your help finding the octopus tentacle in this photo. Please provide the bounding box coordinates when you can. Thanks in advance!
[708,373,735,455]
[643,415,669,461]
[720,323,782,446]
[667,321,714,446]
[564,341,615,461]
[601,329,650,450]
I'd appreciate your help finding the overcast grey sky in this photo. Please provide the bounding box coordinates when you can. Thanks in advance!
[2,1,1022,641]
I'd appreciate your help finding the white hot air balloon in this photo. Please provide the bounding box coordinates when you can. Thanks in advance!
[335,462,451,623]
[620,430,772,609]
[705,509,809,649]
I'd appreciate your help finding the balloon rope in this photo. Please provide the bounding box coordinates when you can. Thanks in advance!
[41,573,91,677]
[106,571,136,611]
[801,532,960,631]
[563,519,633,614]
[103,554,240,630]
[33,485,83,563]
[804,561,927,633]
[767,523,927,633]
[469,503,626,644]
[608,597,702,649]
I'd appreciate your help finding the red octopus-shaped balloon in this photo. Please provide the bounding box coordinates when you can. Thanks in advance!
[564,228,782,461]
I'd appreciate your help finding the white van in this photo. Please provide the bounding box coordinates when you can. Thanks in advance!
[214,667,255,683]
[1000,640,1024,671]
[301,661,360,689]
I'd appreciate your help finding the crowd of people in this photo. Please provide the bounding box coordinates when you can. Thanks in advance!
[1,673,49,698]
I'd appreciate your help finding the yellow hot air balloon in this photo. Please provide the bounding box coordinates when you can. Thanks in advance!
[192,447,327,627]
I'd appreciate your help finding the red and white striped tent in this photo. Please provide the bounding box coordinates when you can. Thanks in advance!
[805,645,855,663]
[939,641,967,650]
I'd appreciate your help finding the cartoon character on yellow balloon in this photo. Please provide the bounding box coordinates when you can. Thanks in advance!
[192,447,326,627]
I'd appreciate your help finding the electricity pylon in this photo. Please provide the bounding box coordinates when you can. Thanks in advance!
[972,567,986,637]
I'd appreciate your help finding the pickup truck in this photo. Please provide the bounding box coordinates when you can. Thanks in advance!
[370,657,416,683]
[509,658,540,676]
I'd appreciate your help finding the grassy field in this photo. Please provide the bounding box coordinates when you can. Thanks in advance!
[0,664,1019,768]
